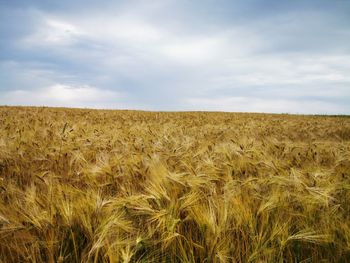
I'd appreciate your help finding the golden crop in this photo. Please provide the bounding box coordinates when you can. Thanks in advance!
[0,106,350,262]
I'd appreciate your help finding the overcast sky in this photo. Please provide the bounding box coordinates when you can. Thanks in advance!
[0,0,349,114]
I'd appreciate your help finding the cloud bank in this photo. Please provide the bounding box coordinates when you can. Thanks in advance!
[1,84,124,109]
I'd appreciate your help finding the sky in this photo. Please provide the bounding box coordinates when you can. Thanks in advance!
[0,0,349,114]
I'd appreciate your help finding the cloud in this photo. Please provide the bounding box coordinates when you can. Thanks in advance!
[0,84,126,109]
[185,96,349,115]
[210,54,350,88]
[25,18,82,46]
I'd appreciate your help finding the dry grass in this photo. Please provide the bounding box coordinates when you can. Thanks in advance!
[0,106,350,262]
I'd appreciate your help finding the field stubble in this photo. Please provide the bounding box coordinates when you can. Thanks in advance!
[0,106,350,262]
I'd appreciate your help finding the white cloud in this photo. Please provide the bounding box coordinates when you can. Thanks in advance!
[86,15,163,44]
[21,13,230,66]
[0,84,127,109]
[23,16,84,46]
[160,36,225,64]
[185,96,349,114]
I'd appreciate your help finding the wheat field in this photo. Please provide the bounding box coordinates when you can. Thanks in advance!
[0,106,349,262]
